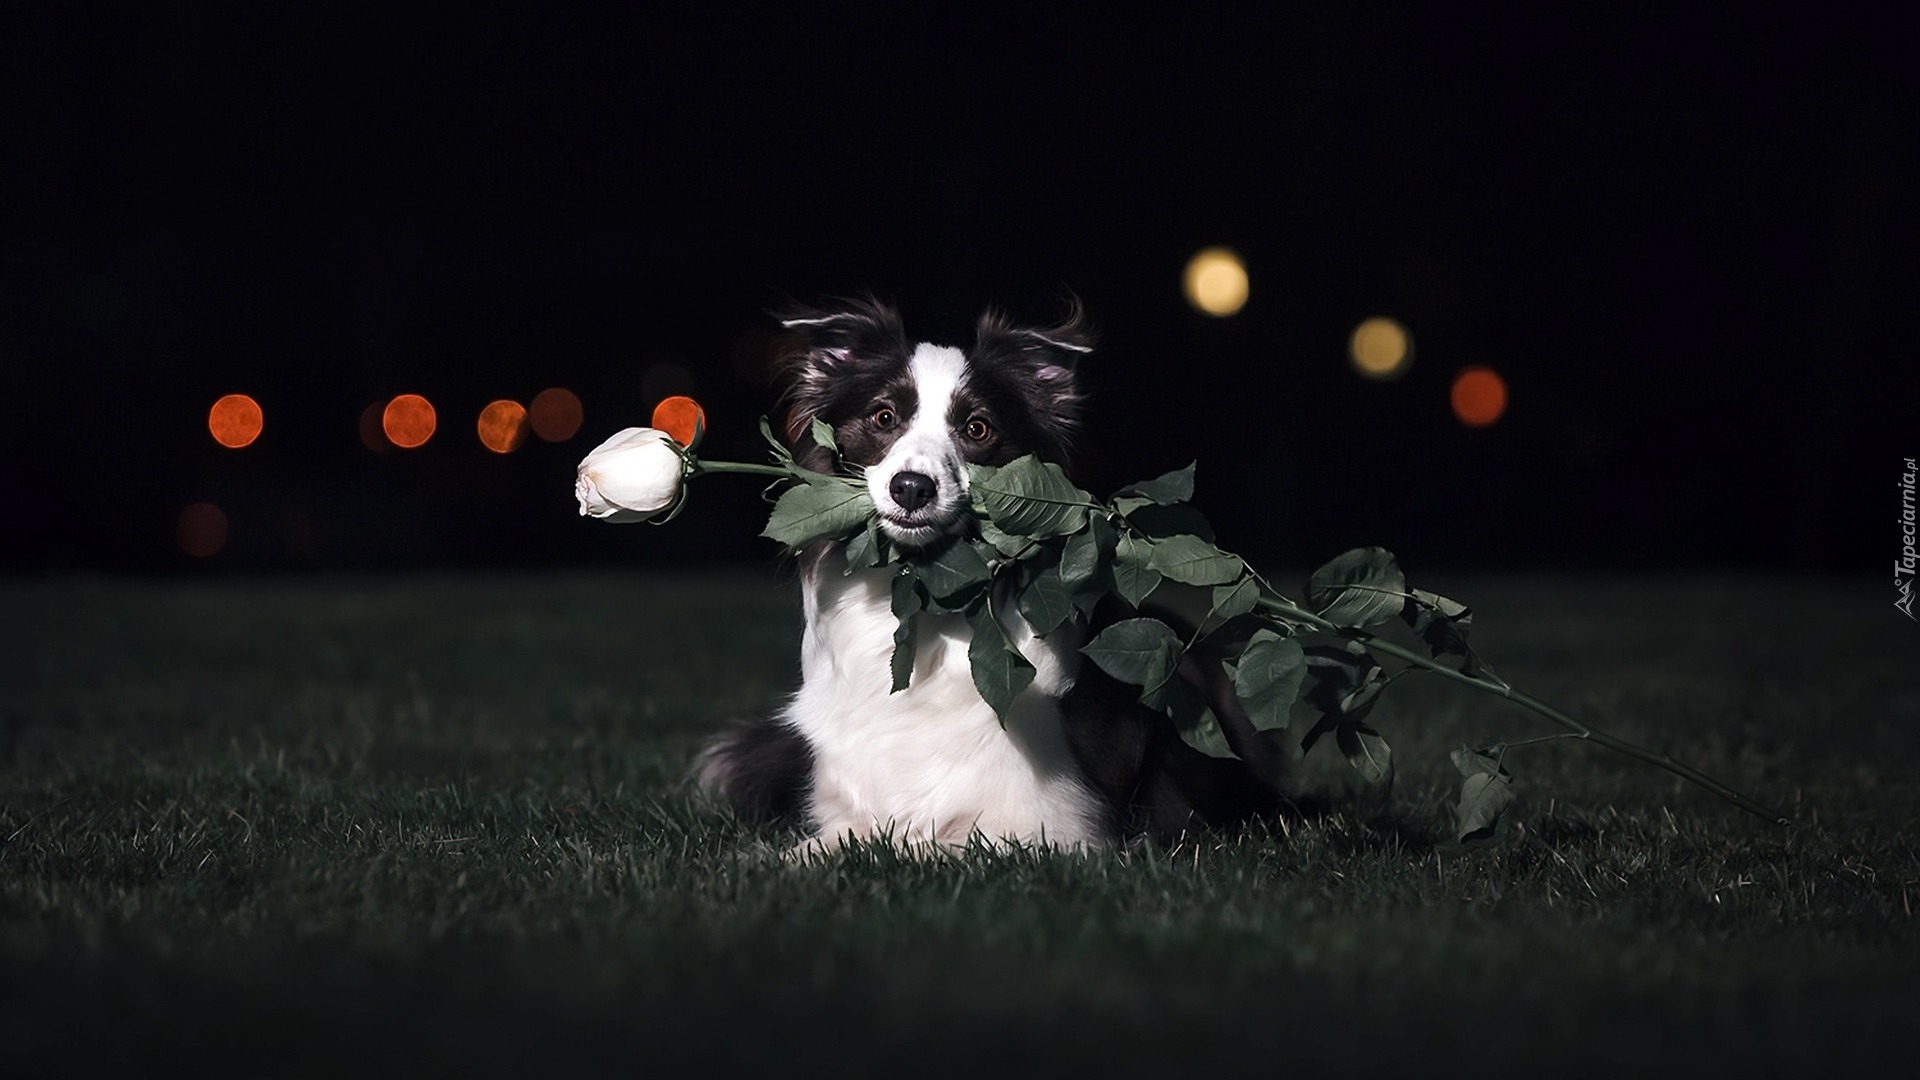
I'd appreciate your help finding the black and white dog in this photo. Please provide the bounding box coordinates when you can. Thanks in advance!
[694,298,1288,852]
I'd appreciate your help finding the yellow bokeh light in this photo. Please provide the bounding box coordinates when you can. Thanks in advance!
[1182,247,1249,317]
[1349,318,1412,380]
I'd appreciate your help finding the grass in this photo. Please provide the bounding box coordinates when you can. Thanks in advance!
[3,570,1917,1077]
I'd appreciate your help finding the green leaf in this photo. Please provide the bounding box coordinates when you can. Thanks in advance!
[1081,618,1183,708]
[1163,677,1212,732]
[1205,613,1279,654]
[977,519,1034,559]
[916,538,993,606]
[889,571,922,693]
[1107,667,1215,756]
[1058,522,1105,591]
[1449,747,1513,843]
[1402,587,1474,658]
[967,456,1093,538]
[762,480,876,549]
[1149,534,1243,586]
[967,604,1035,722]
[1112,494,1155,518]
[1301,644,1386,723]
[1412,587,1469,625]
[1337,722,1393,786]
[1227,630,1304,730]
[1297,712,1338,754]
[1112,534,1163,608]
[1211,576,1260,621]
[1454,773,1513,842]
[1118,462,1196,505]
[758,415,796,467]
[1061,517,1115,615]
[1306,546,1408,628]
[1457,782,1513,844]
[841,520,882,575]
[807,416,839,455]
[1177,716,1235,759]
[1017,558,1077,637]
[1340,676,1386,720]
[1450,746,1505,779]
[1123,502,1216,542]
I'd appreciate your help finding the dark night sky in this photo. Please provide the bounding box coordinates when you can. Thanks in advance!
[2,7,1912,574]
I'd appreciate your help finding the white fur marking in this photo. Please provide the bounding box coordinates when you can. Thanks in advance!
[1026,333,1092,353]
[782,562,1101,851]
[906,343,966,423]
[867,344,972,547]
[781,314,865,327]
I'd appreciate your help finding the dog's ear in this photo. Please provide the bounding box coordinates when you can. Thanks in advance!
[973,298,1094,438]
[976,297,1096,363]
[772,296,908,443]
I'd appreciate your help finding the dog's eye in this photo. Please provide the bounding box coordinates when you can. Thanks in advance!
[964,417,992,442]
[871,407,898,429]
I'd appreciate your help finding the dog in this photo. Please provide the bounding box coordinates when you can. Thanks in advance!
[692,298,1290,852]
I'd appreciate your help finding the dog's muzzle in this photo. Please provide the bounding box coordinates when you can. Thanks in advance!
[872,464,965,548]
[889,472,937,513]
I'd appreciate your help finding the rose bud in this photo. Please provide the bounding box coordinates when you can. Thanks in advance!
[575,427,686,522]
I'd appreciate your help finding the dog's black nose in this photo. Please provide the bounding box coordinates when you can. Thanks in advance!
[889,472,937,513]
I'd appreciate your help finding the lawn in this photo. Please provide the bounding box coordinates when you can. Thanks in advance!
[3,570,1916,1077]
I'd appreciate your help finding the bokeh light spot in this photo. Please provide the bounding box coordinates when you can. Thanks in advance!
[178,501,228,558]
[1183,247,1249,317]
[382,393,437,449]
[1349,318,1413,381]
[651,395,706,449]
[477,399,529,454]
[530,387,584,442]
[1451,366,1508,428]
[359,401,391,453]
[208,394,264,448]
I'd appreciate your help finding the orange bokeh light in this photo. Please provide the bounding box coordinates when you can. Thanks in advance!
[530,387,583,442]
[382,393,438,449]
[178,501,228,558]
[477,399,529,454]
[1451,367,1509,428]
[208,394,263,448]
[651,395,706,448]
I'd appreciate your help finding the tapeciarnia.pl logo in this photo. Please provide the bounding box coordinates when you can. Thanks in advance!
[1899,457,1917,620]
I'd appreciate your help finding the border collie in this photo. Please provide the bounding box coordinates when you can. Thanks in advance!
[693,298,1286,852]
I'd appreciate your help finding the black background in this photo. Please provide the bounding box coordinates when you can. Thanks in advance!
[4,7,1911,574]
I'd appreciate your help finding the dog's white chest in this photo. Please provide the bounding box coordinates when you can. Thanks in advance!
[780,563,1103,848]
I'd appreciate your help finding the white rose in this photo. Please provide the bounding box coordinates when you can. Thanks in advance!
[576,427,685,522]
